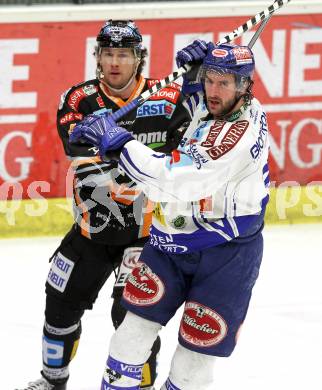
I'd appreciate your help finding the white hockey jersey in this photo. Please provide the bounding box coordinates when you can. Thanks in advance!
[119,97,270,253]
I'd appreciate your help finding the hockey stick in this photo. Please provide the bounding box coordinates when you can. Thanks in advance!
[110,0,290,122]
[248,14,273,49]
[247,0,279,48]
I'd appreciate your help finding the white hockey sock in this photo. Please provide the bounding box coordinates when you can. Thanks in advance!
[102,312,162,389]
[162,344,216,390]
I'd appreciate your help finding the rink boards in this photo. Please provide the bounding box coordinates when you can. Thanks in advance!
[0,1,321,236]
[1,185,321,237]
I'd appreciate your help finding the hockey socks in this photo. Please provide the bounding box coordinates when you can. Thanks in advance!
[101,355,143,390]
[162,378,181,390]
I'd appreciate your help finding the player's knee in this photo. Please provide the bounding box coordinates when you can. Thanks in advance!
[45,294,84,327]
[110,312,161,363]
[168,344,216,389]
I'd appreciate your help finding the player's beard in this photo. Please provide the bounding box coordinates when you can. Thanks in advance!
[207,93,241,119]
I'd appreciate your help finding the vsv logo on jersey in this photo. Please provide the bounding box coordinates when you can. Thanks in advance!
[137,100,175,119]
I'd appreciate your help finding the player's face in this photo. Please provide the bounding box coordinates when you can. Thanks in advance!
[99,48,138,89]
[204,71,239,117]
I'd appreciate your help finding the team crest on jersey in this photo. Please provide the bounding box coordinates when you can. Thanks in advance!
[137,101,175,119]
[123,262,165,306]
[180,301,228,347]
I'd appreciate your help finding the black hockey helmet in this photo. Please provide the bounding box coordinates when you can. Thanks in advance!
[96,20,142,50]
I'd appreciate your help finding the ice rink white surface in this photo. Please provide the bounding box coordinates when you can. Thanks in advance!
[3,223,322,390]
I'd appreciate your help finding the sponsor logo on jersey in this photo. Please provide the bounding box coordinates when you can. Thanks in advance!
[250,112,268,160]
[149,232,188,253]
[123,262,165,306]
[137,100,176,119]
[68,85,98,111]
[180,301,228,347]
[187,143,209,169]
[149,88,180,104]
[147,79,181,91]
[47,252,74,293]
[114,247,142,288]
[206,120,249,160]
[201,120,225,148]
[118,119,135,126]
[96,95,105,108]
[132,130,167,147]
[59,112,83,125]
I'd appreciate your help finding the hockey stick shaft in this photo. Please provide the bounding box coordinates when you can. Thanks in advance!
[217,0,289,45]
[110,0,290,122]
[248,13,273,48]
[247,0,279,48]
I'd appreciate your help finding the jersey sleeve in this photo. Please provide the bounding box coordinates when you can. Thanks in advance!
[56,87,96,159]
[118,113,266,202]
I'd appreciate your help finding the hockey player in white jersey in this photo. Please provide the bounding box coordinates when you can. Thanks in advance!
[70,39,270,389]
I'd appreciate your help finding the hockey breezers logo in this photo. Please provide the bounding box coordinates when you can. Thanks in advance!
[180,301,228,347]
[123,262,165,306]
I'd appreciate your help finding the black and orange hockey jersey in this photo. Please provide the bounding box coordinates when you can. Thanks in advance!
[57,76,190,245]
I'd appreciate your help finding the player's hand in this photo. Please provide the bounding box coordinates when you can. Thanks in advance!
[176,40,208,96]
[69,114,133,157]
[176,39,208,68]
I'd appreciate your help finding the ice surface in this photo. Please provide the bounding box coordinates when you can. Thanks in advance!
[4,223,322,390]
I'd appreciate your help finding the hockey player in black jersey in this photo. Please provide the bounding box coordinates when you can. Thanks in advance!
[15,20,190,390]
